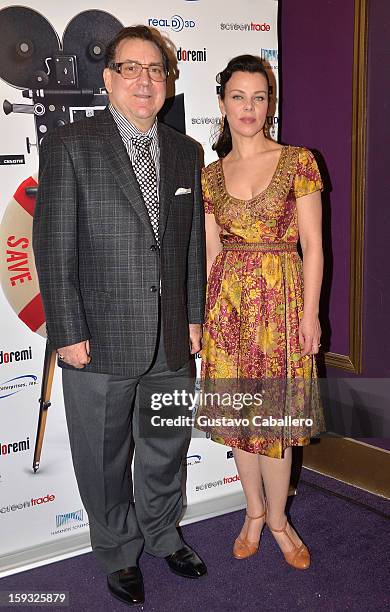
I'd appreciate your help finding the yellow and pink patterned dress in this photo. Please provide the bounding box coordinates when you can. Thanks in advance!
[198,146,325,458]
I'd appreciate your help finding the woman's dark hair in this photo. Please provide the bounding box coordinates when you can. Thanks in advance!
[213,54,269,158]
[105,25,170,74]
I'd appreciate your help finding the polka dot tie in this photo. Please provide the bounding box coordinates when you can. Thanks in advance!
[131,136,160,246]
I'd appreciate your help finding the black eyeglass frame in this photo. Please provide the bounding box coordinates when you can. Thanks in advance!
[108,60,169,81]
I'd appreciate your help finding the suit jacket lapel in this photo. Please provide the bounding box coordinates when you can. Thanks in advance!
[158,123,178,244]
[96,109,156,241]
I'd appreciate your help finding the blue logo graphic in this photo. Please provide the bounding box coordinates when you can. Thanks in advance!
[56,509,84,528]
[148,16,196,32]
[186,454,202,466]
[261,48,278,62]
[0,374,38,399]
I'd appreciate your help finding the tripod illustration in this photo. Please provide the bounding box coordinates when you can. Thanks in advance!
[32,342,56,472]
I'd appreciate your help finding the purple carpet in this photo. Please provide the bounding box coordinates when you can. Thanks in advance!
[1,468,389,611]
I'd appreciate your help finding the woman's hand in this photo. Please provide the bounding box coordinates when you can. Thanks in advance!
[299,314,321,356]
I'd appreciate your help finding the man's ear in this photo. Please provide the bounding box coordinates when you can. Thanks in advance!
[103,68,112,94]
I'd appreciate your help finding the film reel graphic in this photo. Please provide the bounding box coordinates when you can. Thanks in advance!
[0,7,124,147]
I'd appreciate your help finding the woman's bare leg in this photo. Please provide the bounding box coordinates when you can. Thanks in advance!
[233,447,265,542]
[259,448,304,553]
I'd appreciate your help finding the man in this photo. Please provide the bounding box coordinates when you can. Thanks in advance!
[33,25,206,606]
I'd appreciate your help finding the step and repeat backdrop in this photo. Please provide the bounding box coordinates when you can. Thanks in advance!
[0,0,278,575]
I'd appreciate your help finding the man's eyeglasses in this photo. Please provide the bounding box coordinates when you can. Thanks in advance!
[109,61,168,82]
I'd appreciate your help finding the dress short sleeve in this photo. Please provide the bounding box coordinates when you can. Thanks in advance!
[294,148,323,199]
[201,167,214,214]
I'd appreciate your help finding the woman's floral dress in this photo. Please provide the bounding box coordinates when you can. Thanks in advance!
[197,146,325,458]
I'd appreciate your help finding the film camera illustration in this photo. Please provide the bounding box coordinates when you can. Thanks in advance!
[0,6,185,472]
[0,6,185,160]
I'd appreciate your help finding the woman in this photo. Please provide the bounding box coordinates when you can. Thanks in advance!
[197,55,324,570]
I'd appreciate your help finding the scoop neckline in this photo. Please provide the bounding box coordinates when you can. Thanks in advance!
[218,145,287,203]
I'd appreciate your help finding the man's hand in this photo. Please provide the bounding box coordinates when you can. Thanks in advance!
[57,340,91,369]
[189,324,202,355]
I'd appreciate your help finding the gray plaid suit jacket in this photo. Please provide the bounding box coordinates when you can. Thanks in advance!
[33,108,206,376]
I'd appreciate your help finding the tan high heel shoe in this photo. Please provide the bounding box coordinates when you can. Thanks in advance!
[267,519,310,570]
[233,510,266,559]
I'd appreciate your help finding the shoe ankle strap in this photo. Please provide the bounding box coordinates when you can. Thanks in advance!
[246,510,266,520]
[267,518,288,533]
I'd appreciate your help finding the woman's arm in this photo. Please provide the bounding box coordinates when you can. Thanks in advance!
[205,213,223,279]
[296,191,323,356]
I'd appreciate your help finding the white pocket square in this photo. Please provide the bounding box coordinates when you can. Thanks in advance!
[175,187,192,195]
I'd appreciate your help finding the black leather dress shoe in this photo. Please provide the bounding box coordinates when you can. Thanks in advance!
[107,566,144,606]
[165,544,207,579]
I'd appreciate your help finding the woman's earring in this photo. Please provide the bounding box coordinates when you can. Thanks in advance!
[220,115,225,132]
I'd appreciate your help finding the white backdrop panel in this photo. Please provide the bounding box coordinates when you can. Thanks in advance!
[0,0,278,575]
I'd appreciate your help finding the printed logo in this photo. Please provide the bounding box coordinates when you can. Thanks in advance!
[186,454,202,466]
[148,16,196,32]
[0,493,55,515]
[261,48,278,62]
[51,508,89,536]
[0,346,32,365]
[0,435,30,457]
[0,374,38,399]
[220,22,271,32]
[195,474,241,491]
[226,450,233,459]
[266,116,279,126]
[191,116,221,126]
[266,115,279,140]
[56,509,84,528]
[177,47,207,62]
[0,155,25,165]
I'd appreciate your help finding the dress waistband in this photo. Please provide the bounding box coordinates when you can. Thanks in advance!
[222,242,297,252]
